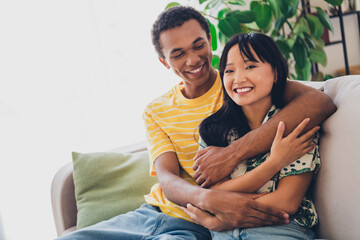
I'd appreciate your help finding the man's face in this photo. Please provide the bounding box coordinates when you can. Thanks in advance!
[159,19,213,88]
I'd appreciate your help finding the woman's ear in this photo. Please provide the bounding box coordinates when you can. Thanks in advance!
[159,57,170,69]
[273,70,277,83]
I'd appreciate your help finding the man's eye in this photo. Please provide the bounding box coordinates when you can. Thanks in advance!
[194,43,204,50]
[173,52,184,58]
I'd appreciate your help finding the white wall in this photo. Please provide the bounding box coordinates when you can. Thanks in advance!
[0,1,175,239]
[320,13,360,75]
[311,1,360,75]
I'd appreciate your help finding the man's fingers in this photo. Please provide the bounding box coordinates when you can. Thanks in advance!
[274,121,285,142]
[250,200,288,223]
[193,169,201,179]
[200,177,211,188]
[289,118,310,138]
[195,174,206,186]
[193,148,206,162]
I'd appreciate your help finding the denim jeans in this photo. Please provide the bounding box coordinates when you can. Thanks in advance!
[57,203,211,240]
[211,221,315,240]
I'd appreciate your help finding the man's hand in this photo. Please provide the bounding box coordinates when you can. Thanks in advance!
[182,203,226,231]
[192,145,239,187]
[190,190,289,230]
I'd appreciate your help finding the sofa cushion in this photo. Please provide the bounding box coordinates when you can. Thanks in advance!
[312,75,360,239]
[72,150,158,229]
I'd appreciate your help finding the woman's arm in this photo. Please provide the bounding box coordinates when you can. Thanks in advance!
[211,119,317,193]
[192,81,336,187]
[255,172,313,215]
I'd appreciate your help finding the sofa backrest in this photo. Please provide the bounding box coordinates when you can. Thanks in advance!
[305,75,360,240]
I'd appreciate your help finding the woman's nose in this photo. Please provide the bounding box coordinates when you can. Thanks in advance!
[234,72,246,85]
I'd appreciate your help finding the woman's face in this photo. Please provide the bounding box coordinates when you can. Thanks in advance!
[223,45,276,110]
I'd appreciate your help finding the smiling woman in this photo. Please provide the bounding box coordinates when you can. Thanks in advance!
[0,1,177,239]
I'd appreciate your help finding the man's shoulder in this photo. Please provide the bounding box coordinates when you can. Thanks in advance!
[144,86,178,114]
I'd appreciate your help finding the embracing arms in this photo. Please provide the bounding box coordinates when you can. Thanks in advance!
[154,152,289,229]
[193,81,336,187]
[211,119,318,193]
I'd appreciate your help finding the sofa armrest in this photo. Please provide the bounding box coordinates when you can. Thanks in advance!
[51,162,77,237]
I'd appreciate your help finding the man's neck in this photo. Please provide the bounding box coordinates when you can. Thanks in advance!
[181,67,217,99]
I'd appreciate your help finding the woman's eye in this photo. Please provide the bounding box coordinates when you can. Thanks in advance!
[246,65,256,70]
[224,69,233,73]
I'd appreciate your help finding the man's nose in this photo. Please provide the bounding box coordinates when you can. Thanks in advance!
[186,51,201,66]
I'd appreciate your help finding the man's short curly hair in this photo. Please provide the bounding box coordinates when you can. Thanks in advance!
[151,6,210,58]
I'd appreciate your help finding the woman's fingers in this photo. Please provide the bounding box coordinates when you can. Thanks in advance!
[288,118,310,138]
[274,121,285,142]
[299,126,320,142]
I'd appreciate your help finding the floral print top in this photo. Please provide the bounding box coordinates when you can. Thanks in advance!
[199,105,321,228]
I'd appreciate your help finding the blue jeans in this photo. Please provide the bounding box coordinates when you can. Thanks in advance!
[57,203,211,240]
[211,221,315,240]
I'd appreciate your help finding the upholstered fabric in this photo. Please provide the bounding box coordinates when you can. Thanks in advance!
[72,150,158,229]
[312,75,360,239]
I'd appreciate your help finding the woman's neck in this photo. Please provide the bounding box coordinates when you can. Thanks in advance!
[242,100,273,130]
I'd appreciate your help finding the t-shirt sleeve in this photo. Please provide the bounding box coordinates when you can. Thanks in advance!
[143,107,175,176]
[280,133,321,179]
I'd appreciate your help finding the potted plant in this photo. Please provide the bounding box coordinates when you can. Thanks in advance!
[165,0,343,80]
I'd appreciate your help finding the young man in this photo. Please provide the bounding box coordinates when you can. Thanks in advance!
[57,6,335,240]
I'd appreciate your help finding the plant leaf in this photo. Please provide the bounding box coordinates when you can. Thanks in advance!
[306,14,324,39]
[324,0,343,6]
[250,1,260,11]
[218,16,242,38]
[218,8,230,19]
[278,0,299,18]
[253,3,272,29]
[205,0,224,10]
[295,60,311,80]
[275,16,286,31]
[276,40,291,59]
[309,48,327,66]
[165,2,180,10]
[292,37,307,68]
[227,0,246,5]
[316,7,334,32]
[233,10,256,23]
[212,55,220,69]
[199,0,208,4]
[303,32,316,49]
[209,21,218,51]
[294,17,310,34]
[267,0,281,19]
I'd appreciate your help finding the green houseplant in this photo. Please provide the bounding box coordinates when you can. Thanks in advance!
[165,0,343,80]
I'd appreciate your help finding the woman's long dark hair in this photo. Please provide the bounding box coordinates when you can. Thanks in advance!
[199,33,288,147]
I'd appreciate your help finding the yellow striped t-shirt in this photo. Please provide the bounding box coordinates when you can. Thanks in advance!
[142,73,223,221]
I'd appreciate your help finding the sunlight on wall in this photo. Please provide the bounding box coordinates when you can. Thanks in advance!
[0,1,178,239]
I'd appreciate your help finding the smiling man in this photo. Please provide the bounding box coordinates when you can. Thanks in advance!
[57,6,335,240]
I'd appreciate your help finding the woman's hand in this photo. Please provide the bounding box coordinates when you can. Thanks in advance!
[269,118,319,170]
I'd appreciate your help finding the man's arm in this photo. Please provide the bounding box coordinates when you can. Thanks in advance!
[193,81,336,187]
[154,152,288,228]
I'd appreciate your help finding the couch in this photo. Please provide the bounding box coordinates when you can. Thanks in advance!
[51,75,360,239]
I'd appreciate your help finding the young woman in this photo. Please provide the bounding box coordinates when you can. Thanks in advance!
[184,33,321,239]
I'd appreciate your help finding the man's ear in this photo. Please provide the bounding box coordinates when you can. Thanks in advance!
[159,57,170,69]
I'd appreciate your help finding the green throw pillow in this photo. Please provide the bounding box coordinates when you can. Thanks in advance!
[72,150,158,229]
